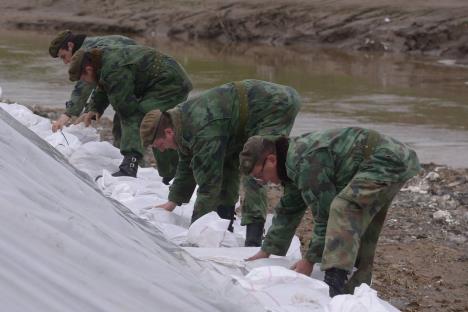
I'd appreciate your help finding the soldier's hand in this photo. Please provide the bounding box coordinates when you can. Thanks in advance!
[155,201,177,212]
[74,113,87,125]
[51,114,70,132]
[82,111,101,127]
[245,250,270,261]
[291,259,314,276]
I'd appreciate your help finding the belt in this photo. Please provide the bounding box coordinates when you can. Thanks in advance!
[233,81,249,140]
[363,129,380,160]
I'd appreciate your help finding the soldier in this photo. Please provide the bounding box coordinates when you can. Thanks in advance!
[68,45,192,179]
[139,80,301,240]
[241,128,421,297]
[48,30,137,142]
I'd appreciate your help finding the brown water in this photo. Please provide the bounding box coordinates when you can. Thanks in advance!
[1,30,467,167]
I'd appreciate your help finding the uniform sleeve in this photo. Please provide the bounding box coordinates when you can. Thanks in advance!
[88,87,109,115]
[168,151,196,205]
[64,81,88,117]
[261,182,307,256]
[189,132,228,220]
[297,150,336,263]
[101,68,139,117]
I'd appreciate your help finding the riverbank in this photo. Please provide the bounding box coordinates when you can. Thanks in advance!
[1,0,468,63]
[30,105,468,312]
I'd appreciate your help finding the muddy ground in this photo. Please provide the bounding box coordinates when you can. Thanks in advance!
[32,107,468,312]
[1,0,468,63]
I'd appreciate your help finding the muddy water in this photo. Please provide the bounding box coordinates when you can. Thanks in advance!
[1,30,467,167]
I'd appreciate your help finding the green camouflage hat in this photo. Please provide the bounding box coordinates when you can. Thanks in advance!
[140,109,163,147]
[68,49,86,82]
[239,135,268,175]
[49,30,72,58]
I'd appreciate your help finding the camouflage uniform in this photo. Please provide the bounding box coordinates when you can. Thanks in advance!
[88,45,192,177]
[260,127,420,292]
[65,35,137,118]
[166,80,301,223]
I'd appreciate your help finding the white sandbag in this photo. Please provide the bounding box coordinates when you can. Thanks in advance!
[45,131,81,157]
[142,207,190,228]
[63,123,100,144]
[154,223,189,245]
[233,266,331,312]
[172,204,195,226]
[328,284,399,312]
[286,235,302,259]
[187,212,241,247]
[69,141,121,178]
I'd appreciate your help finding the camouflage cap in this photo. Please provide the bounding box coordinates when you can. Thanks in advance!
[68,49,86,82]
[49,30,73,58]
[239,135,269,175]
[140,109,163,147]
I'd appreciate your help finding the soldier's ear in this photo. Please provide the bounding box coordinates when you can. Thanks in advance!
[83,65,94,75]
[164,127,174,138]
[266,154,277,167]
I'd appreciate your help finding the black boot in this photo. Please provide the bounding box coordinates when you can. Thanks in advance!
[324,268,348,297]
[162,177,173,185]
[112,154,139,178]
[244,222,264,247]
[216,205,235,232]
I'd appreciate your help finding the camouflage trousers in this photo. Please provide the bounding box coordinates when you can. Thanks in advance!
[321,179,406,293]
[190,151,241,222]
[112,112,121,148]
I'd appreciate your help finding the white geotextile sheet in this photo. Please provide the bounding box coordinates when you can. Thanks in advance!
[0,102,400,312]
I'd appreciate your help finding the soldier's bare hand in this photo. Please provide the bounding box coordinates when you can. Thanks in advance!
[83,111,100,127]
[245,250,270,261]
[51,114,70,132]
[291,259,314,276]
[155,201,177,212]
[74,113,87,125]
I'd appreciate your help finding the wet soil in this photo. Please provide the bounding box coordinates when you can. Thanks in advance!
[1,0,468,62]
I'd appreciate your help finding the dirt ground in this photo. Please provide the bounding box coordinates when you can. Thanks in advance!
[32,107,468,312]
[1,0,468,62]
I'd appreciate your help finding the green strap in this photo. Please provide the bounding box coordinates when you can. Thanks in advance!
[364,129,380,160]
[233,81,249,139]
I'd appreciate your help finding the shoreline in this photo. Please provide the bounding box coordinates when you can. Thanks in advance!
[0,0,467,63]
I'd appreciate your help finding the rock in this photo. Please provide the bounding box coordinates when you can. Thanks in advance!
[463,211,468,222]
[425,172,440,182]
[433,210,453,224]
[447,233,467,245]
[436,195,459,210]
[389,297,411,310]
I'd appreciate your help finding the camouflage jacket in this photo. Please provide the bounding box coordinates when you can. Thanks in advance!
[167,80,301,216]
[89,45,192,117]
[65,35,137,117]
[261,127,421,263]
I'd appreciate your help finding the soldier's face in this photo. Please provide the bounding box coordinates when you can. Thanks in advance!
[251,154,280,185]
[80,66,97,84]
[58,42,74,64]
[152,128,177,151]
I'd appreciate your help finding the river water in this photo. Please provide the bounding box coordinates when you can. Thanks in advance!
[1,30,467,167]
